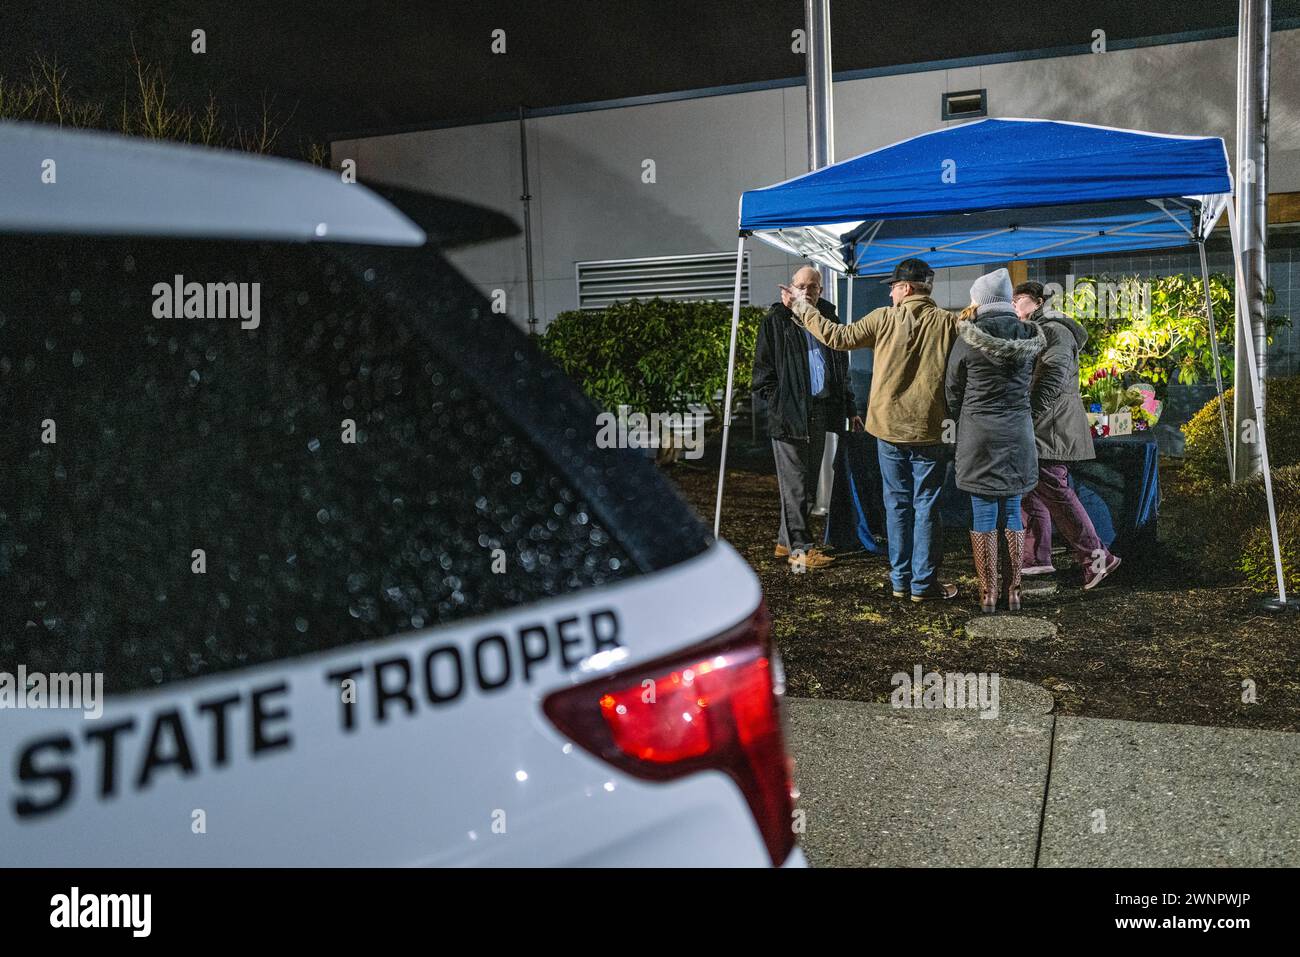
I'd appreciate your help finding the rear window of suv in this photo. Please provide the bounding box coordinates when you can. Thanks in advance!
[0,235,634,692]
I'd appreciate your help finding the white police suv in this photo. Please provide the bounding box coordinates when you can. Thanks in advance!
[0,122,803,867]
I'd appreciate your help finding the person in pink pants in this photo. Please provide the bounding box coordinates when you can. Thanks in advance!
[1013,282,1121,590]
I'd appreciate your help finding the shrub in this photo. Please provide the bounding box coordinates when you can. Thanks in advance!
[1164,463,1300,590]
[1182,376,1300,483]
[538,297,765,427]
[1239,507,1300,595]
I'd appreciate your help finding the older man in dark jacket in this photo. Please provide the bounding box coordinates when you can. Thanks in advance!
[752,266,860,570]
[1013,281,1121,590]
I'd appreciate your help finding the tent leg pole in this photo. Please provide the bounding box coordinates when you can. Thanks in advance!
[1197,241,1232,478]
[714,237,747,538]
[845,272,854,430]
[1226,203,1293,609]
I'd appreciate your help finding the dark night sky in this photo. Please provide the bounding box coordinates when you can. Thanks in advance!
[5,0,1298,148]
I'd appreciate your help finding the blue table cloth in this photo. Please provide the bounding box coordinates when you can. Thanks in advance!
[826,431,1160,558]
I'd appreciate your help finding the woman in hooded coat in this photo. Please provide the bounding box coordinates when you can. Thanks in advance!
[945,268,1046,612]
[1012,281,1122,591]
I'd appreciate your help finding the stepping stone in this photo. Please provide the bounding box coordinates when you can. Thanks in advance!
[886,673,1054,719]
[1020,581,1059,602]
[998,678,1056,716]
[964,615,1058,642]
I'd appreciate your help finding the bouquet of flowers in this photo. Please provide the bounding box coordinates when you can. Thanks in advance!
[1083,368,1126,415]
[1129,381,1163,432]
[1081,369,1163,436]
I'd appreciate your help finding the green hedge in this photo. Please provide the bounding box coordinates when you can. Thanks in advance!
[538,297,765,424]
[1181,376,1300,483]
[1165,460,1300,593]
[1171,379,1300,591]
[1240,506,1300,594]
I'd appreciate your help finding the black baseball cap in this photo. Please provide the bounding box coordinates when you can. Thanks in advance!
[881,257,935,286]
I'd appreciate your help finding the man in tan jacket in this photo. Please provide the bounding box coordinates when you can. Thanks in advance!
[786,258,960,601]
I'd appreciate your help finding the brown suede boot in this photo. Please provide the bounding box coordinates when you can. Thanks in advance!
[1003,528,1026,612]
[969,530,999,614]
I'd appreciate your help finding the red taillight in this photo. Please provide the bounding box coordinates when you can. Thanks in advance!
[542,603,797,866]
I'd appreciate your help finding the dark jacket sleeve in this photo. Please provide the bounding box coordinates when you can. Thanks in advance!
[841,355,856,424]
[944,342,968,423]
[752,310,779,401]
[1031,324,1075,418]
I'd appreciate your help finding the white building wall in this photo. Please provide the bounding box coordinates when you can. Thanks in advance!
[333,29,1300,330]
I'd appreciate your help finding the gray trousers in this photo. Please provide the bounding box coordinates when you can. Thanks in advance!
[773,398,834,551]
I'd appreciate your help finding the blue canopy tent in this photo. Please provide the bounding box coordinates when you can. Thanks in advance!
[713,117,1290,605]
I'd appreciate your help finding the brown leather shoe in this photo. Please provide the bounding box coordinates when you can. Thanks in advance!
[774,543,790,558]
[788,546,835,570]
[910,582,958,602]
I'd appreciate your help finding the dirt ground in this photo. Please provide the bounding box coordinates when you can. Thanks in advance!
[669,459,1300,732]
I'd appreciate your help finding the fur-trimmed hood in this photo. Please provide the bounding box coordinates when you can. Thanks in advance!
[956,314,1046,365]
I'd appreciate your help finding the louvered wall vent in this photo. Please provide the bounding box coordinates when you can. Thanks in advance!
[575,251,750,310]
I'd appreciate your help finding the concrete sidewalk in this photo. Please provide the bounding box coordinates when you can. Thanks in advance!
[785,693,1300,867]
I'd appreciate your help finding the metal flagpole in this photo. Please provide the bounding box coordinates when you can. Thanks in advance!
[713,235,748,538]
[1197,240,1233,477]
[1232,0,1271,482]
[806,0,837,515]
[1226,202,1295,610]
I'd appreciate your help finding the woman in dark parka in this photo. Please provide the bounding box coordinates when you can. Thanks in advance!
[1013,280,1122,590]
[945,268,1046,612]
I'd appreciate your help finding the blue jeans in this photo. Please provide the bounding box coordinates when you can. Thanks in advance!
[970,494,1024,532]
[876,440,946,594]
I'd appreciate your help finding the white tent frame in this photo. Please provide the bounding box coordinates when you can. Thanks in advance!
[713,191,1290,606]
